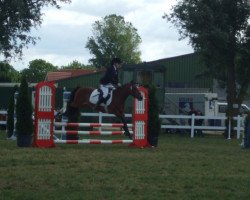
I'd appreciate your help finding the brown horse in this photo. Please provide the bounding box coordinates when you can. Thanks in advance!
[64,82,143,139]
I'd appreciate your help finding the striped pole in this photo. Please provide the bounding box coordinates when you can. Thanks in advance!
[54,122,132,128]
[54,139,133,144]
[54,130,133,135]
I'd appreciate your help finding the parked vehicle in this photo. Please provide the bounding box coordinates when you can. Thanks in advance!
[216,102,250,116]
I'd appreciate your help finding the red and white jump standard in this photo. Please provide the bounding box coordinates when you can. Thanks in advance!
[33,81,149,148]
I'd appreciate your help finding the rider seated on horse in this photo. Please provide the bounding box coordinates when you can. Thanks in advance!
[95,58,122,108]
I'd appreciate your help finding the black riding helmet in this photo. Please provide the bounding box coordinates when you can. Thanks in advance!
[111,58,122,66]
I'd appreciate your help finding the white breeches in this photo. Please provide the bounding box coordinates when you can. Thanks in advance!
[100,84,115,98]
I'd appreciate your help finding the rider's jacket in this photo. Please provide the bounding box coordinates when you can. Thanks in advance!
[100,65,118,85]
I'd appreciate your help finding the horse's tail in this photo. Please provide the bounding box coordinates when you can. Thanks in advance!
[64,86,80,122]
[63,87,80,140]
[69,86,80,104]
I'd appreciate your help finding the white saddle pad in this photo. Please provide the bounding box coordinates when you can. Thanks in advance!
[89,89,113,106]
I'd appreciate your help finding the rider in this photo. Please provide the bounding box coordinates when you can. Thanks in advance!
[95,57,122,108]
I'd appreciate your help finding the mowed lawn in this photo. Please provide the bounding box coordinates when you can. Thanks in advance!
[0,131,250,200]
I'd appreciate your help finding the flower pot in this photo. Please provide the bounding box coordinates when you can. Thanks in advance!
[17,135,33,147]
[148,134,159,147]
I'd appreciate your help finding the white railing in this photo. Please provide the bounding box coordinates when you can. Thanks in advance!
[160,114,245,139]
[0,109,246,140]
[80,112,245,139]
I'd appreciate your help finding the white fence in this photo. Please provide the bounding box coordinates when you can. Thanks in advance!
[160,114,244,139]
[80,112,245,139]
[0,110,246,139]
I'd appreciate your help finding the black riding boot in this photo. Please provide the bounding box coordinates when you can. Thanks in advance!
[96,96,105,107]
[95,88,105,108]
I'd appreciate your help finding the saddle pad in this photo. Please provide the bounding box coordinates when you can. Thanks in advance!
[89,89,113,106]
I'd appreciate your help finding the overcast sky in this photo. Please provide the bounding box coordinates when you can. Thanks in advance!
[10,0,193,71]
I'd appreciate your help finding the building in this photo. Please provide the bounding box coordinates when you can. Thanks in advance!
[1,53,249,110]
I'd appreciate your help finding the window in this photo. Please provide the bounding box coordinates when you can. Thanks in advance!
[154,72,164,88]
[218,105,227,113]
[136,71,152,85]
[122,71,134,84]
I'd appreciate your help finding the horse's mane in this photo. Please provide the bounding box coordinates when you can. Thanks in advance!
[120,82,131,88]
[115,82,133,92]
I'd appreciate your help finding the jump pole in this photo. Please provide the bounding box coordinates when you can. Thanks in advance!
[33,82,149,148]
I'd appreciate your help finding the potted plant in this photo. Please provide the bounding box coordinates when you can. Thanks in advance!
[147,85,161,147]
[16,77,33,147]
[243,113,250,148]
[7,85,18,139]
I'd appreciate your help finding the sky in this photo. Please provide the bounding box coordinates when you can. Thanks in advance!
[10,0,193,71]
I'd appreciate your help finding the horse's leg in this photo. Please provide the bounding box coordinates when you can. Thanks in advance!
[63,87,82,140]
[120,116,132,140]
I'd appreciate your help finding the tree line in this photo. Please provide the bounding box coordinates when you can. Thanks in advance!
[1,1,142,83]
[0,60,94,83]
[166,0,250,119]
[1,0,250,119]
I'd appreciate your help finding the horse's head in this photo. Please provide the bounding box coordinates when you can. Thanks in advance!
[128,81,143,101]
[115,81,143,102]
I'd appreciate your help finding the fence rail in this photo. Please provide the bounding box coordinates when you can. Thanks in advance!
[159,114,245,139]
[0,109,246,139]
[82,112,245,139]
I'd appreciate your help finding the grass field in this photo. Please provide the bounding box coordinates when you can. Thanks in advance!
[0,131,250,200]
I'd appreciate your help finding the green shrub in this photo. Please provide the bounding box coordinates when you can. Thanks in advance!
[243,113,250,148]
[6,85,18,138]
[16,77,33,136]
[147,85,161,146]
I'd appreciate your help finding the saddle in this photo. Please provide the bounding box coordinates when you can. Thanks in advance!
[89,88,113,106]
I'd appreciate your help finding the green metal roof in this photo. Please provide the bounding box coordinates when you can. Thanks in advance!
[55,70,104,90]
[149,53,213,89]
[123,62,165,71]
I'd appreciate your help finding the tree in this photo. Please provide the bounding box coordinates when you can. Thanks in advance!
[21,59,58,82]
[60,60,94,70]
[0,61,20,82]
[7,85,18,138]
[86,14,142,68]
[16,76,33,146]
[0,0,71,59]
[166,0,250,119]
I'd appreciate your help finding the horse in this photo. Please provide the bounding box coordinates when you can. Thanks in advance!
[64,82,143,139]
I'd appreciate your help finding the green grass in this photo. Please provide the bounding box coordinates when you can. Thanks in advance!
[0,131,250,200]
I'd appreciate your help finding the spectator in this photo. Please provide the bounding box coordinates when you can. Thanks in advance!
[188,108,203,136]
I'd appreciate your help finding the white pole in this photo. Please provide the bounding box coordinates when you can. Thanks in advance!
[11,91,18,140]
[99,112,102,131]
[227,117,231,140]
[236,115,241,139]
[191,114,195,138]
